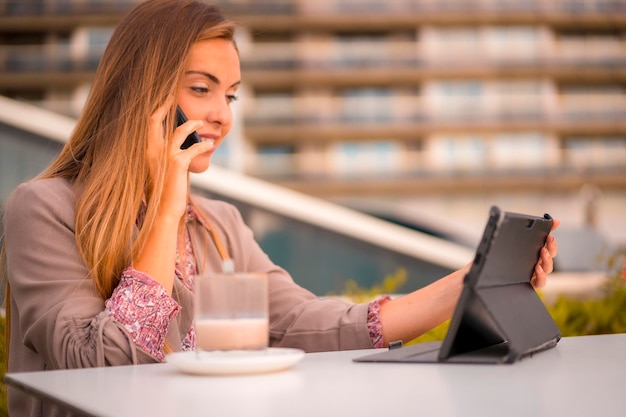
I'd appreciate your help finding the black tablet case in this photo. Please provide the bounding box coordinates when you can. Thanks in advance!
[354,206,561,365]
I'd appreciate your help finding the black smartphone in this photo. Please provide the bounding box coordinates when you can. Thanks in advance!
[176,106,201,149]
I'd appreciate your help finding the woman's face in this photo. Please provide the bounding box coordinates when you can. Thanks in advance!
[176,38,241,173]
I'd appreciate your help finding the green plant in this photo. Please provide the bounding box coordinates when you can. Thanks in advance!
[330,267,407,303]
[546,249,626,337]
[335,251,626,345]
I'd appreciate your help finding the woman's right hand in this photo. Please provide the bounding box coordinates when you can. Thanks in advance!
[146,99,213,221]
[133,100,213,293]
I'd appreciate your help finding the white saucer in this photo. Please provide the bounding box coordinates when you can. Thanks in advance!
[166,348,305,376]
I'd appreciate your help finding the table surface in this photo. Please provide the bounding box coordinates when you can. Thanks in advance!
[5,333,626,417]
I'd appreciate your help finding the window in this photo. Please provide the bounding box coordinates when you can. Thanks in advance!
[248,93,295,124]
[491,133,548,169]
[331,140,402,177]
[339,88,394,122]
[560,85,626,119]
[430,27,481,61]
[565,137,626,168]
[430,81,484,119]
[492,81,544,119]
[256,145,297,177]
[427,135,487,172]
[558,30,624,63]
[486,26,540,61]
[334,32,392,68]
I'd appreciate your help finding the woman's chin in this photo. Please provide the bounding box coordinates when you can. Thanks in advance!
[189,155,212,174]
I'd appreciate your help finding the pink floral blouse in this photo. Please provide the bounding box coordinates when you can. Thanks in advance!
[105,205,390,361]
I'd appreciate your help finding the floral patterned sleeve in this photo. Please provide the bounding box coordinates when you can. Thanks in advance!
[367,294,392,348]
[105,267,181,361]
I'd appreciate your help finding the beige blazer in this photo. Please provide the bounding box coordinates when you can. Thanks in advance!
[4,177,372,417]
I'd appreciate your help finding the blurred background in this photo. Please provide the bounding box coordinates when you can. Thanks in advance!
[0,0,625,297]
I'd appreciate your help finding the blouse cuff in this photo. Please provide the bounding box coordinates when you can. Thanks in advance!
[367,294,392,349]
[105,267,181,361]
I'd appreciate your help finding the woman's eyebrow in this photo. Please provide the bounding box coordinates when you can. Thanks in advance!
[185,70,241,88]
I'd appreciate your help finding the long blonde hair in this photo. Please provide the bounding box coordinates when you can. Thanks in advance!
[3,0,236,302]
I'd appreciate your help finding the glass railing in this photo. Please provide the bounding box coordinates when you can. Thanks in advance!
[1,0,623,17]
[8,93,625,128]
[191,168,474,294]
[4,98,624,270]
[0,0,137,15]
[243,109,626,125]
[0,95,473,295]
[253,158,626,181]
[0,45,104,73]
[219,0,296,14]
[2,42,623,74]
[241,54,626,71]
[240,37,624,69]
[2,53,622,73]
[232,0,625,15]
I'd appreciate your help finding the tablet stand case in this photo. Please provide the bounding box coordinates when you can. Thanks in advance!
[354,206,561,365]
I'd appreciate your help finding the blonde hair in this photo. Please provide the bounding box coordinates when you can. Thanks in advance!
[29,0,235,300]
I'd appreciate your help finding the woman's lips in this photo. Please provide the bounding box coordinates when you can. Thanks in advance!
[198,135,218,147]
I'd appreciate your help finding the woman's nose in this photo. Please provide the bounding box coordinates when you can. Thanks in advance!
[206,98,232,127]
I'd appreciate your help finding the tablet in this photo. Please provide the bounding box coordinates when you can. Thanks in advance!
[354,206,560,365]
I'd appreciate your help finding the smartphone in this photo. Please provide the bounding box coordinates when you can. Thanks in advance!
[176,106,201,149]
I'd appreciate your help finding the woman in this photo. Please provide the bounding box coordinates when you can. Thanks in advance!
[2,0,558,415]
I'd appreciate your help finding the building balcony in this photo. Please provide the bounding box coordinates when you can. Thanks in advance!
[0,4,134,31]
[2,43,624,89]
[1,0,624,31]
[0,44,103,89]
[243,112,626,144]
[241,61,626,89]
[223,0,626,31]
[253,163,626,197]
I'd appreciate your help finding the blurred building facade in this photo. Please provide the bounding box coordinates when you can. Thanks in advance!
[1,0,625,250]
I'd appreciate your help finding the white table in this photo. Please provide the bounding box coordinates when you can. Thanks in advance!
[5,333,625,417]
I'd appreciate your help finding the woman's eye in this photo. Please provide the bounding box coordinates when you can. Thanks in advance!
[191,86,209,94]
[227,94,238,104]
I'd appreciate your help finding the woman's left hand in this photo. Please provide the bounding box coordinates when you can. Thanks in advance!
[530,218,560,289]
